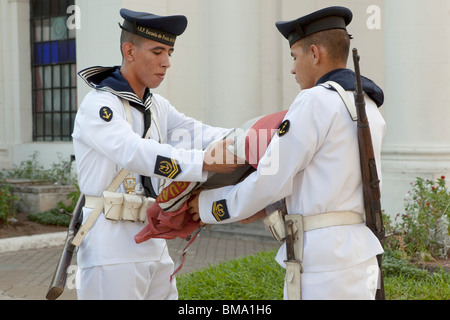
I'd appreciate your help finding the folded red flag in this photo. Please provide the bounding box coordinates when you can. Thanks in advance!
[134,110,288,278]
[135,182,199,243]
[135,110,288,243]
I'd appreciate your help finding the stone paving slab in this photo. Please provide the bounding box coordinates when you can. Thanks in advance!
[0,233,277,300]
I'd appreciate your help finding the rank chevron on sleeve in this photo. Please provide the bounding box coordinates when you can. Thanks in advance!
[154,155,182,179]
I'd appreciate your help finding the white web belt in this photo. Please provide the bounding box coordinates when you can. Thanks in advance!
[264,210,364,300]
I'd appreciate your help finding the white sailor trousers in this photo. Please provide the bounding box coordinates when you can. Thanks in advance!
[77,257,178,300]
[284,256,380,300]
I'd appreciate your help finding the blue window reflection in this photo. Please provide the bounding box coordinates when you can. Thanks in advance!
[34,39,76,65]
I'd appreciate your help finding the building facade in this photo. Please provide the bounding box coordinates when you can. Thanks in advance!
[0,0,449,217]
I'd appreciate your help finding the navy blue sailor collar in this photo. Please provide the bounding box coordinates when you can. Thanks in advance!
[78,66,153,109]
[316,68,384,108]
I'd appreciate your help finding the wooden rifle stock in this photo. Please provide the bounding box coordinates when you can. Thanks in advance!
[353,49,386,300]
[46,194,85,300]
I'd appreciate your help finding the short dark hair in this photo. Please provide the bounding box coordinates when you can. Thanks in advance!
[299,29,351,64]
[120,30,144,58]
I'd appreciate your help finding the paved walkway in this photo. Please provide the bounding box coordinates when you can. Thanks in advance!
[0,228,277,300]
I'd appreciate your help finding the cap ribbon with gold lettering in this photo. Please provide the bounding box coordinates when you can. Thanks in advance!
[119,8,188,47]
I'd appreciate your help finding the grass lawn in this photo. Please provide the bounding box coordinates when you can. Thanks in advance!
[177,249,449,300]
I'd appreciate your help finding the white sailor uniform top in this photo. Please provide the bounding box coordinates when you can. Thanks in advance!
[73,66,228,268]
[198,69,386,274]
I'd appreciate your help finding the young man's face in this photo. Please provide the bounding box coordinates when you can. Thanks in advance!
[290,41,316,90]
[133,39,174,89]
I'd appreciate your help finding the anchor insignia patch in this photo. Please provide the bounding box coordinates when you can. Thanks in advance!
[212,200,230,222]
[278,120,290,137]
[100,107,113,122]
[154,156,182,180]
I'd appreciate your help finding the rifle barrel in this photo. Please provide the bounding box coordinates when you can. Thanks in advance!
[46,194,85,300]
[352,49,364,95]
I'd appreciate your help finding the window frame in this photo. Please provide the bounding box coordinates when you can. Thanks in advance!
[30,0,77,142]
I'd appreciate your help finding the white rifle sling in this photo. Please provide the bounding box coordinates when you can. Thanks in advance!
[322,81,358,122]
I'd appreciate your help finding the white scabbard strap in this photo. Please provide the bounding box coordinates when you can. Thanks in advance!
[285,261,302,300]
[72,169,130,247]
[284,214,305,300]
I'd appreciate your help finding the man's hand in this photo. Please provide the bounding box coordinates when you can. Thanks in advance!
[239,209,267,224]
[188,189,204,226]
[203,139,246,173]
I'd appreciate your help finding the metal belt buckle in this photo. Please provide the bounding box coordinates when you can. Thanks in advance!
[125,177,136,194]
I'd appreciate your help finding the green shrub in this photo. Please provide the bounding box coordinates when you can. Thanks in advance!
[2,152,80,227]
[383,251,450,300]
[392,176,450,260]
[0,184,18,224]
[27,208,71,227]
[5,151,76,186]
[26,186,81,227]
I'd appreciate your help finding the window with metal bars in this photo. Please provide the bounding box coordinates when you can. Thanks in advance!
[30,0,77,142]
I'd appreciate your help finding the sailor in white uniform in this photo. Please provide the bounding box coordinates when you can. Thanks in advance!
[72,9,240,300]
[189,7,386,300]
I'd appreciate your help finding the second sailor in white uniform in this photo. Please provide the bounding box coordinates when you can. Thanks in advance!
[189,6,386,300]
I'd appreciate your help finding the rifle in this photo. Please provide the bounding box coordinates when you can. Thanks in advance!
[46,194,85,300]
[352,48,386,300]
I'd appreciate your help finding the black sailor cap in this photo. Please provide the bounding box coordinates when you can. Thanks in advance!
[276,6,353,47]
[119,8,188,47]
